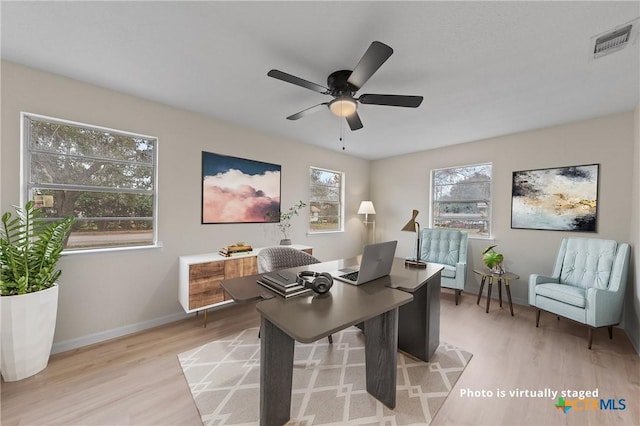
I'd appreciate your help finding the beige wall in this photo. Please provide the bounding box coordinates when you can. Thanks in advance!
[2,60,638,353]
[371,112,636,316]
[0,61,371,350]
[628,102,640,352]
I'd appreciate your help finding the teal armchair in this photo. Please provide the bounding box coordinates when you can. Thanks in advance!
[529,237,630,349]
[420,229,469,305]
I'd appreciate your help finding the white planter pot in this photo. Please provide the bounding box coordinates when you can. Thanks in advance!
[1,284,58,382]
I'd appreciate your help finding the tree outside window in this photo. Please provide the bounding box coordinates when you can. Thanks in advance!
[23,113,157,252]
[431,163,492,237]
[309,167,344,233]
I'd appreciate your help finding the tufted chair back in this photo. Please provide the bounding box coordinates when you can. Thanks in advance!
[555,238,617,290]
[257,246,321,273]
[418,229,469,304]
[420,229,467,267]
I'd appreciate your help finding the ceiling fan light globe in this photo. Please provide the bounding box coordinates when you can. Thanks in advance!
[329,98,357,117]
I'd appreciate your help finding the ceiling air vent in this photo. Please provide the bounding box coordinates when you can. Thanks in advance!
[591,18,639,59]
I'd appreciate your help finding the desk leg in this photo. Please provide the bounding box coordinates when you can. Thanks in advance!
[364,308,398,409]
[260,317,294,426]
[498,279,503,307]
[505,280,514,316]
[486,277,493,314]
[398,273,440,362]
[477,276,486,305]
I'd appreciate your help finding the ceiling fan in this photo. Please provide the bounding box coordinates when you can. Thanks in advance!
[268,41,423,131]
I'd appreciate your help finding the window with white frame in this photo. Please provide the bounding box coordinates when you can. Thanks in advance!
[431,163,492,238]
[309,167,344,233]
[23,113,158,252]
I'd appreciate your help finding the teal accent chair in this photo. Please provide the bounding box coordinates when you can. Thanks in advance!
[529,237,630,349]
[419,229,469,305]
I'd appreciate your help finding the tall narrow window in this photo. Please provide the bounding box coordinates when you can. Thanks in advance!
[309,167,344,233]
[23,113,158,252]
[431,163,492,238]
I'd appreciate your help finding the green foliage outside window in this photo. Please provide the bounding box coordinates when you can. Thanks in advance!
[309,167,343,232]
[24,114,157,251]
[432,164,492,237]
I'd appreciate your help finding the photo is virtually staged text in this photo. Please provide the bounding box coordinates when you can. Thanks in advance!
[460,388,599,400]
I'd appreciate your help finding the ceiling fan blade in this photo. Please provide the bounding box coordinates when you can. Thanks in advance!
[359,94,423,108]
[268,69,329,94]
[286,103,328,120]
[345,111,363,131]
[347,41,394,89]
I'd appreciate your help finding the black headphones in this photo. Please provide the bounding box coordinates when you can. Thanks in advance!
[296,271,333,294]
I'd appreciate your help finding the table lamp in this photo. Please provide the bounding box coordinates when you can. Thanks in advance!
[358,201,376,243]
[401,209,426,268]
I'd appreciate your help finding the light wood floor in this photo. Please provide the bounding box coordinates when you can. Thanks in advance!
[2,291,639,426]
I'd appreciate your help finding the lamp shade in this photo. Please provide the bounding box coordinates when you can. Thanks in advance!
[401,209,419,232]
[358,201,376,215]
[402,209,426,268]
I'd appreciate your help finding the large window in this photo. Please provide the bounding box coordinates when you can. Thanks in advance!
[22,113,158,252]
[309,167,344,233]
[431,163,492,238]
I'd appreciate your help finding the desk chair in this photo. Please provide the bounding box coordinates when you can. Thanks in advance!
[257,246,333,344]
[257,246,320,274]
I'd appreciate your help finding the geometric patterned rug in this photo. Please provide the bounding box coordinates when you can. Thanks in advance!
[178,326,472,426]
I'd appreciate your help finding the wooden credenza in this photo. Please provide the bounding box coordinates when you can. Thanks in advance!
[179,245,313,319]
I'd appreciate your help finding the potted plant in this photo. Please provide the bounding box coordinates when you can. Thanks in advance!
[0,201,73,381]
[266,201,306,245]
[482,245,504,274]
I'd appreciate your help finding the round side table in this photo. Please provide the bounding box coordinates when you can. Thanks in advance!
[473,267,519,316]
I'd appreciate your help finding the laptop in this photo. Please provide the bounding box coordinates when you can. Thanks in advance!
[328,240,397,285]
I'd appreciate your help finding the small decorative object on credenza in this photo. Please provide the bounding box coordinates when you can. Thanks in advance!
[401,209,427,268]
[482,245,505,274]
[266,200,306,245]
[219,243,253,257]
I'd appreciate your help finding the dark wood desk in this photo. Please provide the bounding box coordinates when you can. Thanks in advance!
[387,258,443,362]
[221,257,442,426]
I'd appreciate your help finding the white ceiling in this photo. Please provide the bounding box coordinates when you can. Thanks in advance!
[1,1,639,160]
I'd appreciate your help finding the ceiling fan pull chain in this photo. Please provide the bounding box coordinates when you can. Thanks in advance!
[340,119,345,150]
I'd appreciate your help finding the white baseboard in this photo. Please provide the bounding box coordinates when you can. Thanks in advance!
[51,311,190,355]
[52,292,640,357]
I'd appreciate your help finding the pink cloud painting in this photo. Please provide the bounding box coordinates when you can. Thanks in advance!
[202,152,281,223]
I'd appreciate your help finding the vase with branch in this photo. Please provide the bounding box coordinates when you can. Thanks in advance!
[266,201,306,245]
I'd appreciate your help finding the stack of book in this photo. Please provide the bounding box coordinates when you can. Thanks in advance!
[257,270,311,299]
[219,243,253,257]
